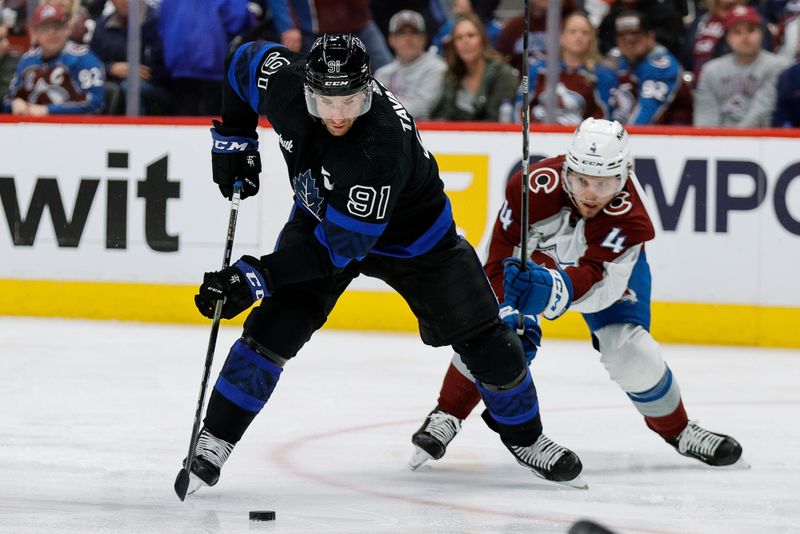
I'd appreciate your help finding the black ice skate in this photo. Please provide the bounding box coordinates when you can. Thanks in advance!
[185,428,235,496]
[504,433,587,489]
[668,420,744,467]
[408,407,462,470]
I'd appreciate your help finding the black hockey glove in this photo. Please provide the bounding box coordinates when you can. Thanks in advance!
[194,256,272,320]
[210,120,261,200]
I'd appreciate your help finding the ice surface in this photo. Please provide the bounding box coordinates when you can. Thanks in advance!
[1,317,798,534]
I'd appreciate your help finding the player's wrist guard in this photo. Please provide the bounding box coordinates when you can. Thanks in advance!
[194,255,272,320]
[502,258,573,320]
[210,120,261,200]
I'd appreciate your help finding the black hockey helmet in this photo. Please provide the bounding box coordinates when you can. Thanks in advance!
[304,34,373,119]
[305,34,372,95]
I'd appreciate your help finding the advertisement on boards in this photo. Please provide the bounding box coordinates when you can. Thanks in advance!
[1,120,798,345]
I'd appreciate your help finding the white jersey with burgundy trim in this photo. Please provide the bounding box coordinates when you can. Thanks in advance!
[485,155,655,313]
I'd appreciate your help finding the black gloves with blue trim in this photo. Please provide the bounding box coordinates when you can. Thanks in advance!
[210,120,261,200]
[195,256,272,319]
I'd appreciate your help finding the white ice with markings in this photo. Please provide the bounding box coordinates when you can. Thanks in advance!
[2,317,798,534]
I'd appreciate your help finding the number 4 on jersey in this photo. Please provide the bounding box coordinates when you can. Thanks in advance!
[499,200,513,230]
[601,227,627,253]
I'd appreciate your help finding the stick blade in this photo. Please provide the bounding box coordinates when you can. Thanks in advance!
[174,468,191,501]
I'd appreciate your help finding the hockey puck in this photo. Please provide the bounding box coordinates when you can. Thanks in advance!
[249,510,276,521]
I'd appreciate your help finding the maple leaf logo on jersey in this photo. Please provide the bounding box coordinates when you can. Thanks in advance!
[292,169,324,220]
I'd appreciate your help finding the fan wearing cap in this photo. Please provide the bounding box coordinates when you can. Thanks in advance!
[694,6,790,127]
[2,3,104,115]
[409,118,745,472]
[183,33,586,494]
[374,10,446,120]
[603,9,693,125]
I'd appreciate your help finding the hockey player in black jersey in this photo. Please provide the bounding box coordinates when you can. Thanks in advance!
[185,34,585,495]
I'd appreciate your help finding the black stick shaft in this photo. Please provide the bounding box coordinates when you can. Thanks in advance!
[175,181,242,501]
[518,0,531,334]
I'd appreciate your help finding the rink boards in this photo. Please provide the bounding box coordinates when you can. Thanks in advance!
[1,118,799,347]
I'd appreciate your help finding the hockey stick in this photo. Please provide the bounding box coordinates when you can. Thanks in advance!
[174,180,243,501]
[517,0,531,335]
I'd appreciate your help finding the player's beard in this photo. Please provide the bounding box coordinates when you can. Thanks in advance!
[321,117,356,136]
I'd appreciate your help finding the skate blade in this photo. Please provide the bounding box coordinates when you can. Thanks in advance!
[516,460,589,490]
[720,457,751,470]
[185,472,208,497]
[408,447,434,471]
[556,474,589,490]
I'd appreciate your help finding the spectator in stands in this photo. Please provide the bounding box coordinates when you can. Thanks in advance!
[773,1,800,62]
[694,6,790,126]
[496,0,576,74]
[2,1,31,56]
[598,0,685,60]
[604,10,693,124]
[3,4,103,115]
[374,9,446,120]
[90,0,170,114]
[518,11,617,125]
[0,23,19,99]
[431,0,503,54]
[276,0,393,69]
[688,0,747,82]
[432,13,517,121]
[370,0,441,44]
[773,59,800,126]
[43,0,92,44]
[159,0,254,116]
[244,0,301,51]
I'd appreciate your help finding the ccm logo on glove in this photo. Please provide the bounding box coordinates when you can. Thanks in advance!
[502,258,574,320]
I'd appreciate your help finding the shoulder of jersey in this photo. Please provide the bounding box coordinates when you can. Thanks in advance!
[595,62,617,80]
[645,46,677,71]
[58,42,90,57]
[525,155,566,196]
[590,182,655,241]
[358,82,407,156]
[21,48,42,61]
[528,58,546,74]
[273,57,307,83]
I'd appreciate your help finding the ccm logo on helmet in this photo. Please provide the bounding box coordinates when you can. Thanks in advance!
[528,167,560,194]
[324,80,349,86]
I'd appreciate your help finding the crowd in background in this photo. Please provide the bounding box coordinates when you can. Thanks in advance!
[1,0,800,127]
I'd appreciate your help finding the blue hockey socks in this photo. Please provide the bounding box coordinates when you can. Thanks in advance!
[213,339,283,413]
[476,369,543,446]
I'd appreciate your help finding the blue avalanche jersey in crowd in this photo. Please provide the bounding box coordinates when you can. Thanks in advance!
[606,44,692,125]
[3,42,104,114]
